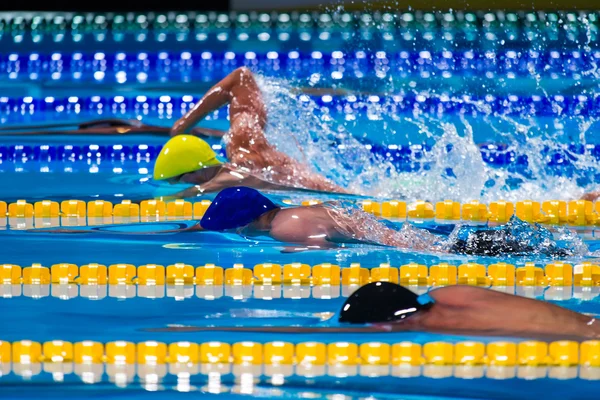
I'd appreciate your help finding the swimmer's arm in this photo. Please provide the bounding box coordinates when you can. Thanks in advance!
[326,208,412,249]
[269,224,341,253]
[171,87,230,135]
[167,170,299,199]
[171,67,262,135]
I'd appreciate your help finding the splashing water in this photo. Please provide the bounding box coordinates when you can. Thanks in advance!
[323,200,447,252]
[255,72,600,203]
[389,114,489,201]
[319,201,588,257]
[255,74,391,194]
[257,73,481,200]
[406,98,597,203]
[250,11,600,203]
[448,216,588,257]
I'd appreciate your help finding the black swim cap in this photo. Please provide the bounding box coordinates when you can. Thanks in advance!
[338,282,434,324]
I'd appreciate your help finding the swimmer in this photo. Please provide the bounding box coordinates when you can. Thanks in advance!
[179,186,578,256]
[180,186,439,252]
[147,282,600,341]
[34,185,579,256]
[154,67,348,197]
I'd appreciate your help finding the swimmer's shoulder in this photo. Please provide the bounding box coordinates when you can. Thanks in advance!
[428,285,509,306]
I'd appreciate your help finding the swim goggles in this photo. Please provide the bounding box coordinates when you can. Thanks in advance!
[338,282,435,324]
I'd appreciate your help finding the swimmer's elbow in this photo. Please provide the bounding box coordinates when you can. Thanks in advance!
[169,120,184,136]
[235,66,254,80]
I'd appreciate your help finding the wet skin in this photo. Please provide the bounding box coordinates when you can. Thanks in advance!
[237,204,417,251]
[167,67,348,198]
[27,202,413,251]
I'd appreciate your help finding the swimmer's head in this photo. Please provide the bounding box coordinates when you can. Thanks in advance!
[153,135,222,181]
[200,187,280,231]
[338,282,435,324]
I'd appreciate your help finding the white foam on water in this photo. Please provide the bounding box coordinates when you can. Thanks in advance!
[255,74,395,195]
[251,12,600,204]
[257,70,600,204]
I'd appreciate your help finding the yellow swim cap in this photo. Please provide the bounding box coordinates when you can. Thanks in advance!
[153,135,222,180]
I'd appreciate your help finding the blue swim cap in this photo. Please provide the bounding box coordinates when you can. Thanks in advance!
[200,187,279,231]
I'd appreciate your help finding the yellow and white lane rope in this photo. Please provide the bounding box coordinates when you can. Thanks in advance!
[1,339,599,381]
[1,261,598,301]
[2,198,600,228]
[2,261,599,287]
[2,282,597,302]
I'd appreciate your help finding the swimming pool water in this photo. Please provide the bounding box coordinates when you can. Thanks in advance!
[2,10,600,400]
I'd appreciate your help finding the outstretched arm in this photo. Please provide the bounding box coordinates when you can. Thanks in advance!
[28,223,205,235]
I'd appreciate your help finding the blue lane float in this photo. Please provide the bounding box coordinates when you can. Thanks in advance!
[0,142,598,175]
[2,11,597,56]
[1,49,599,82]
[0,93,598,118]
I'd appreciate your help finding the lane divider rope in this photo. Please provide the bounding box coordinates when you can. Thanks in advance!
[1,339,598,374]
[1,282,596,302]
[1,198,600,228]
[4,141,587,168]
[1,261,599,287]
[1,339,599,382]
[0,94,598,118]
[1,51,599,83]
[3,11,598,36]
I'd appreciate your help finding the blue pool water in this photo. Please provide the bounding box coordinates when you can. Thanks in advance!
[2,10,600,400]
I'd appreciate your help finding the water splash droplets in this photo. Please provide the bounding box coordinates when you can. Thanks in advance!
[254,69,599,203]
